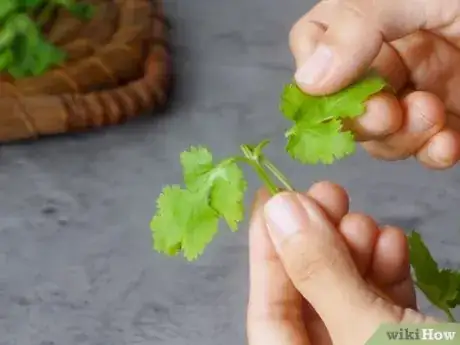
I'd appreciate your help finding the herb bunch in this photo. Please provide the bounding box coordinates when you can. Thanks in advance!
[150,71,460,321]
[0,0,94,78]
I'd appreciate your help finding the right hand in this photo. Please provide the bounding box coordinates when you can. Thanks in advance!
[289,0,460,170]
[247,182,439,345]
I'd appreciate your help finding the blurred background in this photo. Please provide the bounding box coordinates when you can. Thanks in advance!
[1,0,460,344]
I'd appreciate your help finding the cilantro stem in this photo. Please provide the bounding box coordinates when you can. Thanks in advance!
[262,159,294,191]
[445,309,457,322]
[239,145,279,195]
[253,163,279,195]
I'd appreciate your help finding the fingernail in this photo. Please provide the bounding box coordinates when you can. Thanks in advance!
[263,193,306,248]
[294,44,333,86]
[427,139,453,165]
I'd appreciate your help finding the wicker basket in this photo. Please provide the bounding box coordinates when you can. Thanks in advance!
[0,0,171,143]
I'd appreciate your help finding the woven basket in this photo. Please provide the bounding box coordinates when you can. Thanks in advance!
[0,0,171,143]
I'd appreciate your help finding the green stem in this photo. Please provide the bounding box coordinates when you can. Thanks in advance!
[262,158,294,191]
[444,308,457,323]
[414,278,458,323]
[239,146,279,195]
[251,161,279,195]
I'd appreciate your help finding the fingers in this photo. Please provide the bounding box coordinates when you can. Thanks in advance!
[338,44,406,142]
[361,91,448,162]
[343,92,403,141]
[263,192,403,345]
[247,182,349,345]
[339,216,417,310]
[247,189,309,345]
[370,42,409,92]
[415,127,460,169]
[305,181,349,225]
[353,90,460,169]
[368,226,417,310]
[289,0,460,169]
[306,183,408,303]
[290,0,429,95]
[338,213,379,275]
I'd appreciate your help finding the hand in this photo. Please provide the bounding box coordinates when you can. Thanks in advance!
[289,0,460,169]
[246,182,438,345]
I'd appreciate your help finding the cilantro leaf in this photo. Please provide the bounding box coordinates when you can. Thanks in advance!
[0,1,95,78]
[0,50,12,69]
[280,82,308,121]
[66,2,95,20]
[281,72,387,123]
[286,119,355,164]
[150,185,219,261]
[209,163,246,231]
[180,146,247,231]
[0,0,17,21]
[180,145,215,190]
[408,231,460,317]
[150,185,189,256]
[0,21,16,50]
[151,146,248,261]
[52,0,95,20]
[18,0,44,9]
[281,72,388,164]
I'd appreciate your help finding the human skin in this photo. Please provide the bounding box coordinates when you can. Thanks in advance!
[246,182,439,345]
[289,0,460,169]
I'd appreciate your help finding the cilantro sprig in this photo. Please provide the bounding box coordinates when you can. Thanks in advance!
[151,72,386,259]
[282,72,387,163]
[408,231,460,321]
[150,71,460,321]
[0,0,95,78]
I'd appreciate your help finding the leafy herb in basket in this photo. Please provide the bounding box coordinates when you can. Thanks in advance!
[0,0,95,78]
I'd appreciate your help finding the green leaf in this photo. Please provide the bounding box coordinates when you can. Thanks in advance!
[0,1,94,78]
[180,146,247,231]
[281,71,388,164]
[30,39,66,75]
[408,231,460,315]
[0,50,12,69]
[66,2,95,20]
[151,146,248,261]
[286,119,355,164]
[280,82,308,121]
[53,0,95,20]
[0,23,16,49]
[180,145,216,190]
[18,0,44,9]
[209,163,246,231]
[7,35,30,77]
[0,0,17,21]
[5,18,65,78]
[282,72,388,124]
[150,185,189,256]
[150,185,219,261]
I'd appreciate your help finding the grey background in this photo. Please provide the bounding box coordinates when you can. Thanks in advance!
[1,0,460,344]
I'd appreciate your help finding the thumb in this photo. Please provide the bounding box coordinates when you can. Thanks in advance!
[291,0,435,94]
[263,192,402,345]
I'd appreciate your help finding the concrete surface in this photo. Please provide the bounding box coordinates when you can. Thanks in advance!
[1,0,460,344]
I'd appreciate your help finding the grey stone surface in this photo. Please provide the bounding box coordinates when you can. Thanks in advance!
[1,0,460,344]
